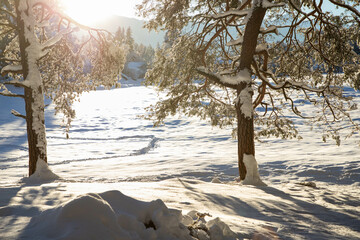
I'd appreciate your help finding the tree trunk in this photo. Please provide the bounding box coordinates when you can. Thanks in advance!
[15,0,48,176]
[236,5,267,180]
[24,87,47,176]
[236,84,255,180]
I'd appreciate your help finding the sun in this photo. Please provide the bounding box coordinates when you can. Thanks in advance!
[61,0,139,26]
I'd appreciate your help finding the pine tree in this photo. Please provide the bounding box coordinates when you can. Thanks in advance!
[115,26,125,43]
[126,27,135,52]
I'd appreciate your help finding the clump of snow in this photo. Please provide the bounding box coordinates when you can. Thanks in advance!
[235,86,253,119]
[207,218,237,240]
[221,69,251,85]
[262,0,286,8]
[211,177,222,184]
[0,64,22,75]
[226,36,243,46]
[242,154,266,186]
[255,44,267,53]
[186,210,237,240]
[21,159,60,184]
[21,190,237,240]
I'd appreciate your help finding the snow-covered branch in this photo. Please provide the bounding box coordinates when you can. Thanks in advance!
[255,44,267,53]
[196,67,251,88]
[262,0,286,9]
[227,36,243,46]
[40,28,72,55]
[197,67,237,89]
[259,25,278,35]
[0,84,25,98]
[1,64,23,75]
[208,9,250,19]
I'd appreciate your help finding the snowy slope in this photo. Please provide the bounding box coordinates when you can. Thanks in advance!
[0,76,359,239]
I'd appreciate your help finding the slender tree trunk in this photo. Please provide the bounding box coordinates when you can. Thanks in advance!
[236,84,255,180]
[15,0,48,176]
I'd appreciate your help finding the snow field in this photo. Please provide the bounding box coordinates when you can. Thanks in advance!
[0,77,360,239]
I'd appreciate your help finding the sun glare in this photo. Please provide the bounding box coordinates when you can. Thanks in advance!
[62,0,138,26]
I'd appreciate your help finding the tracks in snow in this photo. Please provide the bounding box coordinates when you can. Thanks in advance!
[0,135,160,168]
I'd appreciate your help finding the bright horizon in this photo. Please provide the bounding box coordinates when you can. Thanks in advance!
[62,0,143,25]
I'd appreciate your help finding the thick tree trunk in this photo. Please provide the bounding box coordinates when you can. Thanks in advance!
[16,0,48,176]
[236,85,255,180]
[236,5,267,180]
[24,87,47,176]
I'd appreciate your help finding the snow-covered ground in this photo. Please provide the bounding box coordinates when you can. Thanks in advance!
[1,77,360,239]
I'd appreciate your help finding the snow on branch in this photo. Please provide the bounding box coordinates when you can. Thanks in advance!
[227,36,243,46]
[262,0,286,8]
[1,64,23,75]
[259,25,278,35]
[196,67,251,88]
[208,9,250,19]
[41,28,72,53]
[255,44,267,53]
[0,84,25,98]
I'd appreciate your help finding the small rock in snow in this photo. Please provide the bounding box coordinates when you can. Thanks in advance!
[298,181,317,188]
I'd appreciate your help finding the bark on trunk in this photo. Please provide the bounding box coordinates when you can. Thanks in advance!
[16,0,48,176]
[236,85,255,180]
[24,87,47,176]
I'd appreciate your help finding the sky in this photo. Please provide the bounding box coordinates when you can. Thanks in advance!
[62,0,346,26]
[62,0,143,25]
[110,0,143,19]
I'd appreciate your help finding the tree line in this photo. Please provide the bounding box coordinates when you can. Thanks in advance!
[114,26,155,67]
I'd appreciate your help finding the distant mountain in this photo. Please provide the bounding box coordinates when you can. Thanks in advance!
[94,15,165,48]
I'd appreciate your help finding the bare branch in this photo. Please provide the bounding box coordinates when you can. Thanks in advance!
[11,109,26,119]
[260,70,330,93]
[328,0,360,18]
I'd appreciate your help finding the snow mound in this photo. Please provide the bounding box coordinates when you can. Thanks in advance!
[211,177,222,184]
[186,211,237,240]
[242,154,267,186]
[21,159,60,184]
[21,190,237,240]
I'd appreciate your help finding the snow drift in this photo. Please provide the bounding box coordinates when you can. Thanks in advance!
[20,190,237,240]
[21,159,60,184]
